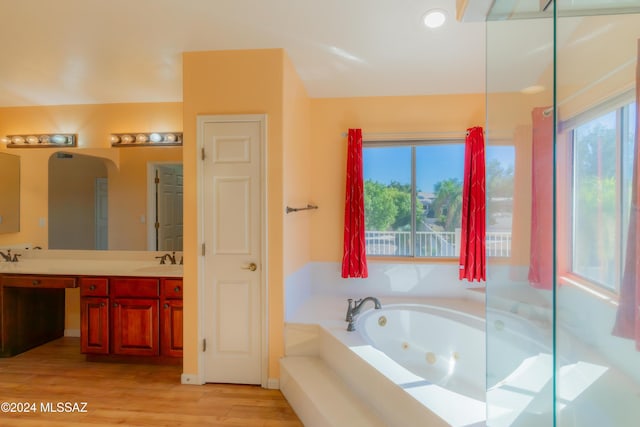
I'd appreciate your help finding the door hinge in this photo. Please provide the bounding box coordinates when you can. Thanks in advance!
[202,338,207,352]
[154,176,160,184]
[201,147,206,160]
[154,222,160,230]
[201,243,206,256]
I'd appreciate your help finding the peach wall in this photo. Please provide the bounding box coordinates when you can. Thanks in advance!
[182,49,286,379]
[309,94,486,262]
[282,53,312,275]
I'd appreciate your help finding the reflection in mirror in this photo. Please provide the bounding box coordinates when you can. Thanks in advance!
[149,163,183,251]
[0,152,20,234]
[47,152,183,251]
[48,152,108,249]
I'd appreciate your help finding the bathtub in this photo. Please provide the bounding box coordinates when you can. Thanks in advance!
[358,304,486,401]
[284,297,554,426]
[353,304,556,426]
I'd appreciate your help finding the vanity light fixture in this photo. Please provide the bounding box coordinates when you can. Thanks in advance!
[1,133,76,148]
[110,132,182,147]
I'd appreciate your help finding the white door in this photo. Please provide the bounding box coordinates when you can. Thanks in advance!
[156,164,184,251]
[200,115,264,385]
[94,177,108,250]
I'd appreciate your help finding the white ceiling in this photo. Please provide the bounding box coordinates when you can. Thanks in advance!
[0,0,488,107]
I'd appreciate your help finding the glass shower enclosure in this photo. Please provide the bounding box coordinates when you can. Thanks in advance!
[486,1,640,426]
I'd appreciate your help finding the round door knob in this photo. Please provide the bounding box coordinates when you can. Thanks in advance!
[174,286,181,293]
[242,263,257,271]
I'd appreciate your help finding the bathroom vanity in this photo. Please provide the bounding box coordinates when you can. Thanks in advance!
[0,250,183,363]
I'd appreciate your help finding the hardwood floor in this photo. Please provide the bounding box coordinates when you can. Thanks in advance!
[0,337,302,426]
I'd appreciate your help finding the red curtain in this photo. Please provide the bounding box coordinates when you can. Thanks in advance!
[459,126,486,282]
[528,107,554,290]
[341,128,368,278]
[612,39,640,350]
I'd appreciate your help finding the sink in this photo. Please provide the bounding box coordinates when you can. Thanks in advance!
[133,265,184,276]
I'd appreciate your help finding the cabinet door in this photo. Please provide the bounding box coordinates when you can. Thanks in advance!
[111,298,159,356]
[80,297,109,354]
[161,299,183,357]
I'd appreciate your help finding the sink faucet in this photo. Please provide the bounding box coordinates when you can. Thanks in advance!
[155,251,177,265]
[345,297,382,331]
[0,249,21,262]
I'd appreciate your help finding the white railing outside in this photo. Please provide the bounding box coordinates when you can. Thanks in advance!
[365,230,512,257]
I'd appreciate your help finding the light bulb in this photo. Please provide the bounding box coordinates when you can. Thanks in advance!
[136,133,148,143]
[149,133,163,143]
[11,136,25,144]
[121,134,134,143]
[39,135,51,144]
[164,133,176,143]
[110,135,121,144]
[50,134,68,144]
[26,135,39,144]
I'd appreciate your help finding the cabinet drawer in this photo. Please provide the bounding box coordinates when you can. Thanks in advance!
[1,275,77,289]
[79,277,109,297]
[162,279,183,299]
[111,278,159,298]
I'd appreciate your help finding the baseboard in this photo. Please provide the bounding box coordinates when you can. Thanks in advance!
[64,329,80,337]
[181,373,204,385]
[266,377,280,389]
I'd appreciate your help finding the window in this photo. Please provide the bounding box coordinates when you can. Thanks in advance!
[570,101,636,292]
[363,141,514,258]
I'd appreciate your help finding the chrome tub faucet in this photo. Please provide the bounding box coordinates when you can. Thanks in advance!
[345,297,382,331]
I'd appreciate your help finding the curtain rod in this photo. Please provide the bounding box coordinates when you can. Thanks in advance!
[340,131,468,140]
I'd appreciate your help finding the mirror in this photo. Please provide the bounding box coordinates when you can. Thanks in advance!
[0,152,20,234]
[48,150,183,251]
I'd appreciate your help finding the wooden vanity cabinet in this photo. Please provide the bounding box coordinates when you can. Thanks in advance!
[161,278,183,357]
[80,276,183,361]
[110,278,160,357]
[79,277,109,355]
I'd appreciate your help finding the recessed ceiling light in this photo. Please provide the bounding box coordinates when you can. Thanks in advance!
[423,9,447,29]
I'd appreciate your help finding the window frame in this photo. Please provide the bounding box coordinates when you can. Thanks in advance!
[560,90,636,296]
[363,138,514,260]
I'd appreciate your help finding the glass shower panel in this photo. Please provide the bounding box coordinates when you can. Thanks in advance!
[555,7,640,427]
[486,5,556,426]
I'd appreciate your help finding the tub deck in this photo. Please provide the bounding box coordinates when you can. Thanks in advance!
[281,295,486,427]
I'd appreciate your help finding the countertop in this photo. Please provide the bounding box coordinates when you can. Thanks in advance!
[0,250,183,277]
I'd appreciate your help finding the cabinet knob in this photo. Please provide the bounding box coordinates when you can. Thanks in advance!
[100,303,105,307]
[174,286,181,293]
[89,284,96,291]
[32,280,41,286]
[113,303,118,307]
[164,303,169,309]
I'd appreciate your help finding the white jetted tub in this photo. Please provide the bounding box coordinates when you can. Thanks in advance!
[357,304,486,402]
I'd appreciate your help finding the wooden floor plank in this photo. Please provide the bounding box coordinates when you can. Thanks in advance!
[0,338,302,426]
